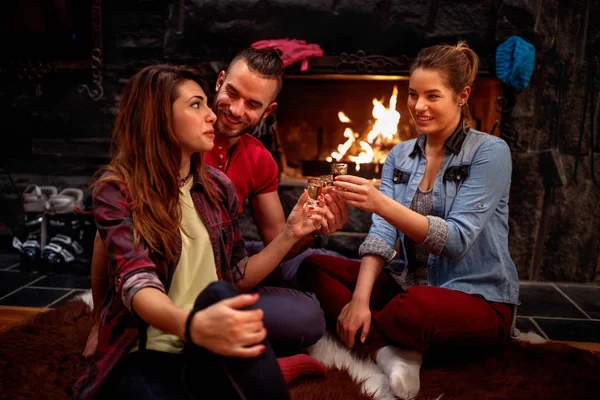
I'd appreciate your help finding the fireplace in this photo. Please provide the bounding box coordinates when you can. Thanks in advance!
[0,0,596,281]
[272,55,502,181]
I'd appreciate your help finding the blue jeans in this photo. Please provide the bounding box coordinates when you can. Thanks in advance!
[102,281,290,400]
[244,241,350,356]
[253,285,325,356]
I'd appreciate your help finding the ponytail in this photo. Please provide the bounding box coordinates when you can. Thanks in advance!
[410,41,480,124]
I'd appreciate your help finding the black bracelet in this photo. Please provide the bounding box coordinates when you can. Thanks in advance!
[184,309,201,344]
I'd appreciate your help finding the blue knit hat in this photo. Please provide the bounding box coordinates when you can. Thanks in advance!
[495,36,535,90]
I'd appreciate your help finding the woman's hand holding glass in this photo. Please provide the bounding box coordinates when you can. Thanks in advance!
[334,175,386,214]
[285,189,325,239]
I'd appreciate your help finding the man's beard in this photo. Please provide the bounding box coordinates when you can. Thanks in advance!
[214,109,261,139]
[213,93,263,139]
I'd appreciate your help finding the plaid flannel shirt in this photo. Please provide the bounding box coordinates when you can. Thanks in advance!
[72,165,248,399]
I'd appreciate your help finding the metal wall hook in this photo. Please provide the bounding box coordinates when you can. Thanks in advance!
[78,48,104,101]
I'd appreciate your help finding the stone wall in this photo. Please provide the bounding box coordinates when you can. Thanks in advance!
[1,0,599,282]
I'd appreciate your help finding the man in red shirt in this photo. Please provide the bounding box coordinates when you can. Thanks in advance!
[83,48,349,358]
[206,48,348,271]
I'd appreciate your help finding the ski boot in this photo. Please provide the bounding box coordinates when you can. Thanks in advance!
[12,184,57,271]
[42,188,85,273]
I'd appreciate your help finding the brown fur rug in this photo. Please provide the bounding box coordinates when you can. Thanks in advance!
[0,297,599,400]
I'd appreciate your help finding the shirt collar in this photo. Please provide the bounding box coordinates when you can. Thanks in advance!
[191,165,204,188]
[191,159,217,189]
[410,121,469,157]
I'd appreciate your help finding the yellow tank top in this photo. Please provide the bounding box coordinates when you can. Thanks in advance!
[133,177,218,354]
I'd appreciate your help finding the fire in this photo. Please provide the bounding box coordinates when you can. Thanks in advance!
[330,127,356,161]
[329,85,400,167]
[338,112,351,123]
[348,142,374,171]
[327,111,358,162]
[367,85,400,143]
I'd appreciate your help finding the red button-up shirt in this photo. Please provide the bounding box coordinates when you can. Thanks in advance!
[204,133,279,212]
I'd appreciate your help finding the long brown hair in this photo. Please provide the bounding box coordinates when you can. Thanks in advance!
[93,64,218,262]
[410,41,479,124]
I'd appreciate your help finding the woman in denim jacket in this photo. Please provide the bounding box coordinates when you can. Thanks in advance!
[298,42,520,400]
[73,64,326,400]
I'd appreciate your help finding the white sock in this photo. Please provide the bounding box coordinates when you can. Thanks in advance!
[375,345,423,400]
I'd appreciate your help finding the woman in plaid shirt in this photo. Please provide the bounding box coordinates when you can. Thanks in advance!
[73,64,325,400]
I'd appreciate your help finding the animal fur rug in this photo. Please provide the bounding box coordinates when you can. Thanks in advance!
[1,292,599,400]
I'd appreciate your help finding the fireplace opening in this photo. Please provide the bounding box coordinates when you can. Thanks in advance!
[274,74,502,181]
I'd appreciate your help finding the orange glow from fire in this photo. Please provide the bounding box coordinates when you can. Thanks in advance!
[328,85,400,166]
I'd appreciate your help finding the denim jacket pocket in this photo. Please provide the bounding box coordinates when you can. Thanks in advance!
[443,165,470,183]
[443,164,470,200]
[393,168,411,184]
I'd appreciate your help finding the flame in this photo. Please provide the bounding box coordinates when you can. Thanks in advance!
[329,85,400,167]
[348,141,374,165]
[366,85,400,143]
[330,127,355,161]
[338,112,351,123]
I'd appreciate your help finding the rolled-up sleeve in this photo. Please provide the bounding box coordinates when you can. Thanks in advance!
[359,235,397,264]
[420,216,449,255]
[122,271,165,312]
[93,177,166,310]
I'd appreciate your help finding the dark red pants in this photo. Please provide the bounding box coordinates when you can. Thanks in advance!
[297,255,513,355]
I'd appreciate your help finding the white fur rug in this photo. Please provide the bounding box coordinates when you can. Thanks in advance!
[305,330,547,400]
[306,332,396,400]
[77,289,93,310]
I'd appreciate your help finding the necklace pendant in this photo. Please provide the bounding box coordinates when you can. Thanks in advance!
[179,174,190,187]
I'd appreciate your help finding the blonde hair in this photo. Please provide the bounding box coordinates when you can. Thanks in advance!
[410,41,480,123]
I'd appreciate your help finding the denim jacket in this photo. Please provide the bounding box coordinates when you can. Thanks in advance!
[360,127,520,305]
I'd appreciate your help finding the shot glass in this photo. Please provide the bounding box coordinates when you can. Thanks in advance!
[306,178,323,208]
[331,163,348,191]
[330,163,348,177]
[320,175,334,187]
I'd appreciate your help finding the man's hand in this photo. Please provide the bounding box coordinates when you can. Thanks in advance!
[337,299,372,348]
[189,293,267,358]
[317,187,349,234]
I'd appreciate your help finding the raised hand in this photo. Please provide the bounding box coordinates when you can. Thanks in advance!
[285,189,325,239]
[317,186,349,234]
[333,175,385,214]
[189,293,267,358]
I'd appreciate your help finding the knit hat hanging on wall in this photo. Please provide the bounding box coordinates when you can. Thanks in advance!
[495,36,536,91]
